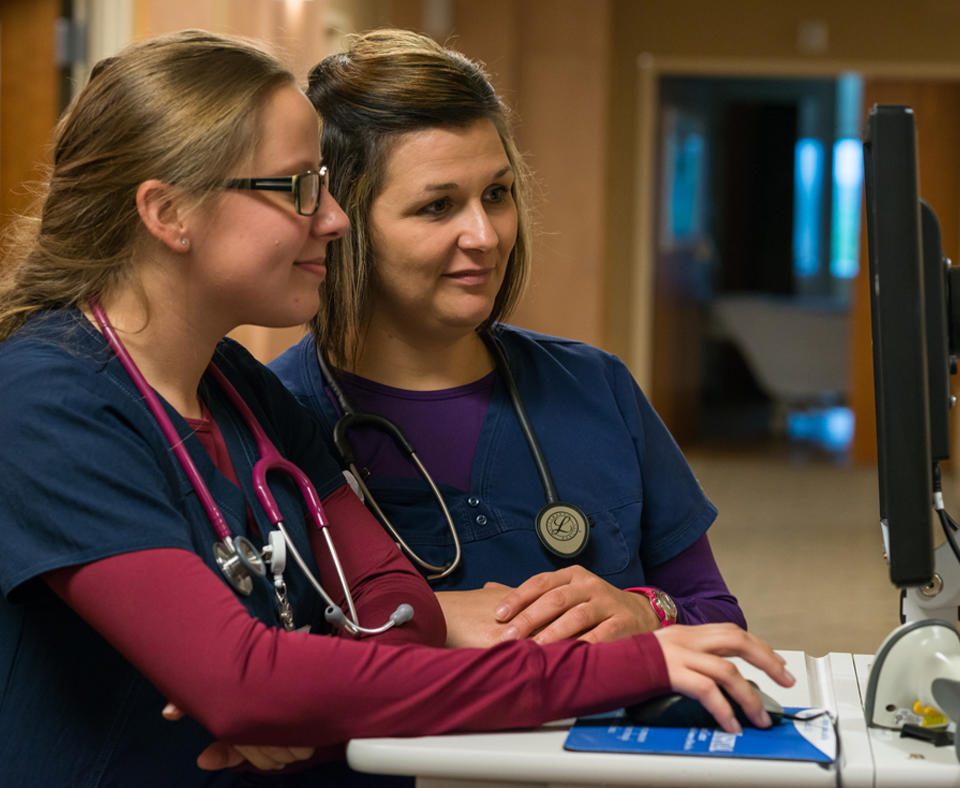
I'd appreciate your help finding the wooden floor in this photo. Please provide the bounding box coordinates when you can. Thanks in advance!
[686,442,906,657]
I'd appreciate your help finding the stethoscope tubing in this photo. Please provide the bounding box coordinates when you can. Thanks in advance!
[89,298,410,635]
[478,333,559,504]
[349,452,462,578]
[206,364,359,626]
[317,329,573,576]
[317,350,464,580]
[90,298,231,541]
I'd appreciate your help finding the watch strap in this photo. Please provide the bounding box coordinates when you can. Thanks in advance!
[626,586,676,627]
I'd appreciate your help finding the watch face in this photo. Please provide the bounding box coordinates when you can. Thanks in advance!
[656,590,678,620]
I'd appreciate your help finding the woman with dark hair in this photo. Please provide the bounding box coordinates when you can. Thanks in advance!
[271,29,745,650]
[0,28,789,787]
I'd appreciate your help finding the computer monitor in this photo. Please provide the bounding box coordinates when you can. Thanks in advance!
[862,104,959,588]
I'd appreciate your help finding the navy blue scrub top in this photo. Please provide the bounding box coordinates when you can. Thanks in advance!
[0,311,349,787]
[269,324,718,591]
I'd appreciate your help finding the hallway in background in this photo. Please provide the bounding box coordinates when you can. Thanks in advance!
[690,443,905,657]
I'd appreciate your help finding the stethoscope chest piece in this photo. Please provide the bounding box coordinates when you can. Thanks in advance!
[214,534,267,596]
[535,502,590,559]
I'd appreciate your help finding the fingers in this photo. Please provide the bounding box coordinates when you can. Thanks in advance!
[195,742,247,771]
[498,569,657,644]
[659,624,794,687]
[533,593,647,645]
[653,624,795,733]
[436,588,514,648]
[494,570,569,624]
[194,740,316,772]
[161,702,185,721]
[496,567,636,643]
[166,702,315,772]
[686,651,770,732]
[527,603,598,644]
[230,744,316,771]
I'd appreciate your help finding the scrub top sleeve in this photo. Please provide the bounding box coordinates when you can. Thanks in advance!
[644,534,746,628]
[0,368,195,600]
[612,361,718,567]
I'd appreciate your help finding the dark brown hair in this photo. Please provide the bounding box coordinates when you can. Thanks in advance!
[306,28,531,366]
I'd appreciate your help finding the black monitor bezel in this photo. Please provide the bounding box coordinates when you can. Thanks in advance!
[862,104,935,588]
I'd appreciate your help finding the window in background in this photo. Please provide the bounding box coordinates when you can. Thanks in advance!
[791,73,863,287]
[830,73,864,280]
[660,107,708,249]
[793,137,825,278]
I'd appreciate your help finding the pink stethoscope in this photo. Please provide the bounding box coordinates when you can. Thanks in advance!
[89,298,412,636]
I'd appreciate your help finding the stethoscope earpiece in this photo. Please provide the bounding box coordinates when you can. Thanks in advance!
[324,604,347,629]
[324,601,415,636]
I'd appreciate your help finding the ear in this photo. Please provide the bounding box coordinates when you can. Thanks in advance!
[136,179,191,253]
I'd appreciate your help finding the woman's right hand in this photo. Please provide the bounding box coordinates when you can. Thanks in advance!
[652,624,795,734]
[163,703,315,771]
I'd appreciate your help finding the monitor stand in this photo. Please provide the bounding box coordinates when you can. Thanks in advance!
[901,540,960,623]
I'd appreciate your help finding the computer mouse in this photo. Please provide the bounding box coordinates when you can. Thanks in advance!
[624,680,784,729]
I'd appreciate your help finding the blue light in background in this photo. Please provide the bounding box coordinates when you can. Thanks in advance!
[787,406,855,451]
[669,131,706,241]
[793,138,824,277]
[830,137,863,278]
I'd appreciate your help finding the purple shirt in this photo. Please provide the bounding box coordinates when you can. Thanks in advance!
[323,368,742,629]
[327,369,495,491]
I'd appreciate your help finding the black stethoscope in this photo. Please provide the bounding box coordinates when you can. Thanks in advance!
[316,331,591,580]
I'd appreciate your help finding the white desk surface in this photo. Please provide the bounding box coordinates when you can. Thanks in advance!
[348,650,874,788]
[852,653,960,787]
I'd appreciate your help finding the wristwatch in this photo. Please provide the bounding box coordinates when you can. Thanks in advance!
[629,587,677,628]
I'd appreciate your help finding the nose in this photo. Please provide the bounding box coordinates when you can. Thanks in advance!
[311,190,350,240]
[458,204,497,252]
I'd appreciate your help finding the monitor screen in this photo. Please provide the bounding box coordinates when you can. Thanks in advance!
[862,104,943,588]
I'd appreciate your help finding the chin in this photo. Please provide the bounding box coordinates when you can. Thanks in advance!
[439,299,497,328]
[255,300,320,330]
[436,314,494,336]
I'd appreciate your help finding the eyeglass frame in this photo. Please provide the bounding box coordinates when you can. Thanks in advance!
[223,165,328,216]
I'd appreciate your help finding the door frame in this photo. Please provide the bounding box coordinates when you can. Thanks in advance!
[631,55,960,453]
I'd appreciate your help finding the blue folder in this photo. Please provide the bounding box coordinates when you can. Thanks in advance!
[563,707,836,763]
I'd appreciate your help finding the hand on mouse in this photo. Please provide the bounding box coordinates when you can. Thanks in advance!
[652,624,795,734]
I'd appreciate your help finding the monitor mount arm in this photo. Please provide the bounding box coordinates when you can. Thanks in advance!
[866,261,960,753]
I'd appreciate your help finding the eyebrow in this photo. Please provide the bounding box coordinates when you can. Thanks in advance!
[270,159,322,176]
[422,166,513,192]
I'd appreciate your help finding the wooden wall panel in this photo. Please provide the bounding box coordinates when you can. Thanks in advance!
[0,0,60,235]
[850,81,960,464]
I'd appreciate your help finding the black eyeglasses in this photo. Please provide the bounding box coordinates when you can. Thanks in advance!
[223,166,328,216]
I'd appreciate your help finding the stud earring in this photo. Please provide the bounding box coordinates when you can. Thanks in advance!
[179,237,189,249]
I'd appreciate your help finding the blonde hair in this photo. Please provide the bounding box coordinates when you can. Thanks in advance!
[306,28,531,366]
[0,29,294,342]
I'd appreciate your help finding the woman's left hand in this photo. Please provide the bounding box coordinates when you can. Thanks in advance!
[493,565,661,644]
[163,703,315,771]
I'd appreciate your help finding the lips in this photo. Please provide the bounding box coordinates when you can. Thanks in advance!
[295,258,327,278]
[444,268,494,286]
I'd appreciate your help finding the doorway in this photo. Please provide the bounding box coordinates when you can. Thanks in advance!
[651,74,862,455]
